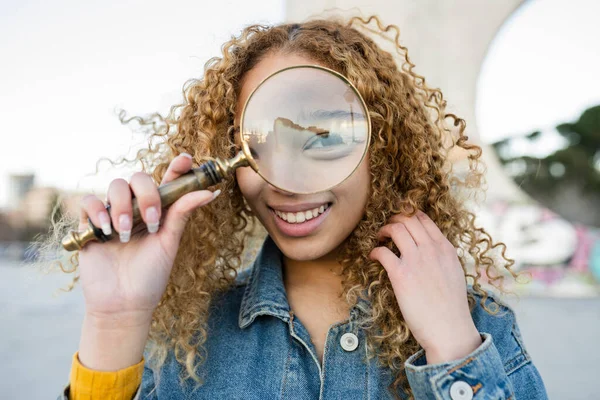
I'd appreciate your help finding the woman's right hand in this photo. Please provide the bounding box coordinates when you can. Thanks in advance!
[77,153,220,324]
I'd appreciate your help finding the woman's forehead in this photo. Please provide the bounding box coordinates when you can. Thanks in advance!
[234,53,327,125]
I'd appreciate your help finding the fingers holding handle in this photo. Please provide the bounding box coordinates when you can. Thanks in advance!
[160,152,194,185]
[79,195,111,234]
[73,153,220,250]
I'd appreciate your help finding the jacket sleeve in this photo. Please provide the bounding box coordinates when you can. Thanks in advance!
[404,332,547,399]
[403,291,549,399]
[57,351,144,400]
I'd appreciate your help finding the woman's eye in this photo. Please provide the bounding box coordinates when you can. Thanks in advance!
[302,133,354,161]
[302,133,345,150]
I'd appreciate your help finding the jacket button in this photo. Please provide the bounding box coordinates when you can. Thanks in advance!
[449,381,473,400]
[340,332,359,351]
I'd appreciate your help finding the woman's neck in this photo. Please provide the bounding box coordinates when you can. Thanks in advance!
[282,251,344,297]
[281,248,351,359]
[281,247,350,321]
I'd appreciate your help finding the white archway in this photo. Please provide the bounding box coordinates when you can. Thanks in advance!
[285,0,528,201]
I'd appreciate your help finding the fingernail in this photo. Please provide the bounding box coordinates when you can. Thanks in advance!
[98,212,112,236]
[180,152,193,159]
[145,206,159,233]
[118,214,131,243]
[212,189,221,199]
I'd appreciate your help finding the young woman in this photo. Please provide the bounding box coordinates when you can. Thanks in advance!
[53,15,548,400]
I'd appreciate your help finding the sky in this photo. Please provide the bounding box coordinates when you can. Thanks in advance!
[0,0,284,208]
[476,0,600,152]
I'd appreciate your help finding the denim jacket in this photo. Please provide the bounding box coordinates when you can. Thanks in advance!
[60,236,548,399]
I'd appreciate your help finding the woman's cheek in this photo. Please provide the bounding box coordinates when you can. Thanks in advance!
[236,166,263,210]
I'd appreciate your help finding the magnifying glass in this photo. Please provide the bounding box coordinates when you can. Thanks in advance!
[62,65,371,251]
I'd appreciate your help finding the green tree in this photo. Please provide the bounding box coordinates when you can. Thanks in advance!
[492,104,600,227]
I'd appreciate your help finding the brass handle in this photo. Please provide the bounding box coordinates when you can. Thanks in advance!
[62,153,250,251]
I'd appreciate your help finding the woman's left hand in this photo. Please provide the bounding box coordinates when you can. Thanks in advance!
[369,210,482,364]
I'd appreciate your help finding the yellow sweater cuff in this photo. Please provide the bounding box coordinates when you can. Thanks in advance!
[69,351,145,400]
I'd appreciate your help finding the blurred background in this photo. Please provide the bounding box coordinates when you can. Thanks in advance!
[1,0,598,398]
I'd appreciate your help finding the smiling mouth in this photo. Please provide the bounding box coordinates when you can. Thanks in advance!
[271,203,331,224]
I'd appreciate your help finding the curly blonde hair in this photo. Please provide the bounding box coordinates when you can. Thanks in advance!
[39,14,524,399]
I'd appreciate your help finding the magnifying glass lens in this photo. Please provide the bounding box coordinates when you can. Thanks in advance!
[241,66,369,193]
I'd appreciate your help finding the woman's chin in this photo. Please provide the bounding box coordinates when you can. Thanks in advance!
[269,234,337,262]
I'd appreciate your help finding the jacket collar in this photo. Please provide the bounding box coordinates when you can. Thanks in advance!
[238,235,371,329]
[238,236,290,329]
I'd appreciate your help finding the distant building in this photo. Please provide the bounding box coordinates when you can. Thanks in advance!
[0,173,84,243]
[8,174,35,209]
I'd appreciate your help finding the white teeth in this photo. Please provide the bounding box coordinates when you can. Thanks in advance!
[274,204,329,224]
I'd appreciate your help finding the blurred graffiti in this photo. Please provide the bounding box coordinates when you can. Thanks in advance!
[476,201,600,297]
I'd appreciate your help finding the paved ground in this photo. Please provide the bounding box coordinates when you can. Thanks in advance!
[1,259,599,399]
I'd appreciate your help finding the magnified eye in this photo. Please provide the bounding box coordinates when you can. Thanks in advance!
[303,133,343,148]
[302,133,353,160]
